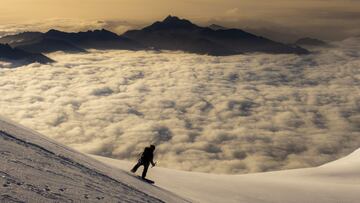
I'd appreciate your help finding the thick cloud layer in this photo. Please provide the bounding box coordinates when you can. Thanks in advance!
[0,39,359,174]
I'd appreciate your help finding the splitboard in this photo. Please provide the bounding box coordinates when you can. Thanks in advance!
[135,176,155,184]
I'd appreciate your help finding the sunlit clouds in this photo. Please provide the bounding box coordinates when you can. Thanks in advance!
[0,38,360,174]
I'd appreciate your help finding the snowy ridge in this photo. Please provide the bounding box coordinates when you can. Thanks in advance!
[0,116,188,202]
[93,148,360,203]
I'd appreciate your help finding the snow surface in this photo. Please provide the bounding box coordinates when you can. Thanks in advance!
[0,116,188,202]
[93,149,360,203]
[0,114,359,203]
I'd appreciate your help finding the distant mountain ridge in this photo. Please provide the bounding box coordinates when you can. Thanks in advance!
[123,15,309,55]
[0,15,310,66]
[44,29,143,50]
[0,29,143,54]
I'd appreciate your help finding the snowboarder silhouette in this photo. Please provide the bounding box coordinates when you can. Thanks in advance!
[131,145,156,179]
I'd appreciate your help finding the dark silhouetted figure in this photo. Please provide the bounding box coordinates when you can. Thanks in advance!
[131,145,156,179]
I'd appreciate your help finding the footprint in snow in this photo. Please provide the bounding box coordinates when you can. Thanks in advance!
[59,188,67,192]
[3,181,11,187]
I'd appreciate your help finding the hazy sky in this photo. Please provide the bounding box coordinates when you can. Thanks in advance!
[1,0,359,41]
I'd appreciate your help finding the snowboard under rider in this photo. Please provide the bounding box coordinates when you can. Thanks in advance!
[131,145,156,179]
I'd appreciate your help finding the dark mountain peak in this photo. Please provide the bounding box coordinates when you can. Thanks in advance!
[161,15,198,27]
[100,28,112,33]
[46,29,62,34]
[143,15,200,31]
[45,29,68,38]
[123,16,309,55]
[84,29,112,34]
[163,15,181,23]
[89,29,119,37]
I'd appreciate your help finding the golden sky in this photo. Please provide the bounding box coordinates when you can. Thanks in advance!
[1,0,359,40]
[1,0,358,21]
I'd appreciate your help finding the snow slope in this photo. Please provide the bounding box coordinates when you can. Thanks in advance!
[0,116,188,202]
[93,149,360,203]
[1,114,359,203]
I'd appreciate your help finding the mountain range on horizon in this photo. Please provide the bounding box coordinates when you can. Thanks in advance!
[0,15,311,65]
[0,29,143,54]
[123,15,308,55]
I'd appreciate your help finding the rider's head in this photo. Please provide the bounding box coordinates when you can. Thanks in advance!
[150,144,156,151]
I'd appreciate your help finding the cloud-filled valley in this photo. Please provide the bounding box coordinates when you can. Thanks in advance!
[0,38,359,174]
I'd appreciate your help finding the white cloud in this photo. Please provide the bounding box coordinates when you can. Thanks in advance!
[0,38,360,174]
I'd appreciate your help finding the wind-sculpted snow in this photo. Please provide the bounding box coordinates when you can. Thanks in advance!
[0,38,359,174]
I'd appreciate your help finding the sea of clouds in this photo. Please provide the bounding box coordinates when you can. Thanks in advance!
[0,38,359,174]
